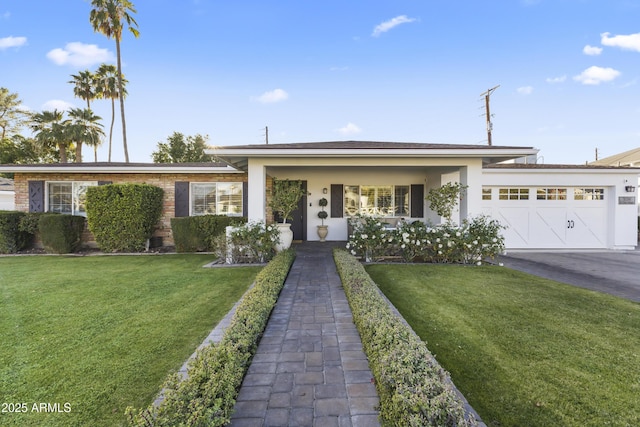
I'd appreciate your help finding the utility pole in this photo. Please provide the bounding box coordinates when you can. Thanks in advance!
[265,126,269,145]
[480,85,499,146]
[595,147,599,161]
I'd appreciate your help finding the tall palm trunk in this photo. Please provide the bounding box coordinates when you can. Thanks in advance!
[116,38,129,163]
[108,98,115,162]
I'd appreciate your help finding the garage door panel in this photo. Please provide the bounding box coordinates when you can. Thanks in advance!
[496,207,530,249]
[531,208,567,248]
[569,207,607,248]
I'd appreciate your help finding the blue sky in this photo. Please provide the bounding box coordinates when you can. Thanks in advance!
[2,0,640,163]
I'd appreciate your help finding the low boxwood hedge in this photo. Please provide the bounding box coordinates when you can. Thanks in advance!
[333,248,479,426]
[126,249,295,426]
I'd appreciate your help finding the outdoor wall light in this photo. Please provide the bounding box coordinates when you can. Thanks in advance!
[323,187,328,194]
[624,185,636,193]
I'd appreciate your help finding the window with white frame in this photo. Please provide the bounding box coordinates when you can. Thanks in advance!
[344,185,410,216]
[499,188,529,200]
[574,188,605,201]
[191,182,243,216]
[537,188,567,200]
[47,181,97,216]
[482,187,492,200]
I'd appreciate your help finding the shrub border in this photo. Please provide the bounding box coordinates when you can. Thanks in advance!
[126,249,295,426]
[333,248,483,426]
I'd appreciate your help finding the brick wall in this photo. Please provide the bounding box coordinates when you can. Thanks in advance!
[13,172,248,247]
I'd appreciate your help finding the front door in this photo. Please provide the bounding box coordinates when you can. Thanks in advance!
[290,181,307,241]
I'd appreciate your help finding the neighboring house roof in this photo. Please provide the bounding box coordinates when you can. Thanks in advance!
[590,147,640,167]
[210,140,540,170]
[0,162,242,174]
[0,177,14,192]
[485,163,640,171]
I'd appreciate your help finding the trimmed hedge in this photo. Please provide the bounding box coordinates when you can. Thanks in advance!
[171,215,247,252]
[39,214,86,254]
[86,184,164,252]
[333,248,479,426]
[126,249,295,426]
[0,211,29,253]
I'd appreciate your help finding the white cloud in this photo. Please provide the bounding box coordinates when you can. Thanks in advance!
[0,36,27,50]
[42,100,75,111]
[546,75,566,84]
[601,32,640,52]
[517,86,533,95]
[337,122,362,136]
[255,88,289,104]
[583,45,602,56]
[573,66,621,85]
[46,42,114,67]
[372,15,417,37]
[2,11,10,19]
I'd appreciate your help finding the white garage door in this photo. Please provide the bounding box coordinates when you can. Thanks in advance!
[482,187,608,249]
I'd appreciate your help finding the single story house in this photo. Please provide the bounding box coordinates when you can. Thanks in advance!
[0,177,15,211]
[1,141,638,250]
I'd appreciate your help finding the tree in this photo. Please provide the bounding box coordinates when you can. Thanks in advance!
[90,0,139,163]
[66,108,105,162]
[95,63,127,162]
[151,132,212,163]
[68,70,97,161]
[31,110,70,163]
[426,182,468,223]
[0,87,28,140]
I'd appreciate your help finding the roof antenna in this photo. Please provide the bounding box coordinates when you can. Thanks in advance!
[480,85,499,146]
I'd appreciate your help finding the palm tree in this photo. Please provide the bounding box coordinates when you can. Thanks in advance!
[66,108,105,163]
[31,110,69,163]
[68,70,97,161]
[89,0,139,163]
[95,63,127,162]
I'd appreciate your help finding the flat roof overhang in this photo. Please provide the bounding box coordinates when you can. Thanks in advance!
[0,163,243,174]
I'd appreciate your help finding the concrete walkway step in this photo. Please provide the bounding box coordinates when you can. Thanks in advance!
[230,242,380,427]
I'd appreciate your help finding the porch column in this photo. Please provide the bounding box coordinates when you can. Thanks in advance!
[247,159,267,222]
[459,161,483,219]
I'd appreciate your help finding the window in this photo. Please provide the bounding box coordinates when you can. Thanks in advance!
[537,188,567,200]
[574,188,605,200]
[499,188,529,200]
[191,182,243,216]
[47,181,96,216]
[344,185,410,216]
[482,187,492,200]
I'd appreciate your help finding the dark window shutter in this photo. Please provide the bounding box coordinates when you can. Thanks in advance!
[98,181,112,185]
[330,184,343,218]
[242,181,248,217]
[410,184,424,218]
[175,181,190,217]
[28,181,45,213]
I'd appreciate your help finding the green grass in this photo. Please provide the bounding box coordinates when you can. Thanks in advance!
[0,255,260,427]
[366,264,640,427]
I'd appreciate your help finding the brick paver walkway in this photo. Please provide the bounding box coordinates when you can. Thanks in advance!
[230,242,380,427]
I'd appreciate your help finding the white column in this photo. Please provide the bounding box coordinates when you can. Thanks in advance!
[460,160,483,220]
[247,159,267,222]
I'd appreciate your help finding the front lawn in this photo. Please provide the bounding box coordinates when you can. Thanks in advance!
[366,264,640,427]
[0,255,260,427]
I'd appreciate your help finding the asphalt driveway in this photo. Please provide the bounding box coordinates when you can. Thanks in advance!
[498,248,640,303]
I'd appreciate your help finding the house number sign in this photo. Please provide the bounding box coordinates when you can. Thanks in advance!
[618,196,636,205]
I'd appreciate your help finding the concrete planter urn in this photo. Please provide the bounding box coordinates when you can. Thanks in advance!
[276,223,294,251]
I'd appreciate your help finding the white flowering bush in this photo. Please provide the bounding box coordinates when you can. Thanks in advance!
[217,221,280,263]
[346,216,395,261]
[346,215,505,264]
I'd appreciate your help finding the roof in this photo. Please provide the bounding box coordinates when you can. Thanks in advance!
[0,162,242,174]
[590,147,640,167]
[486,163,640,170]
[210,140,539,169]
[0,177,14,192]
